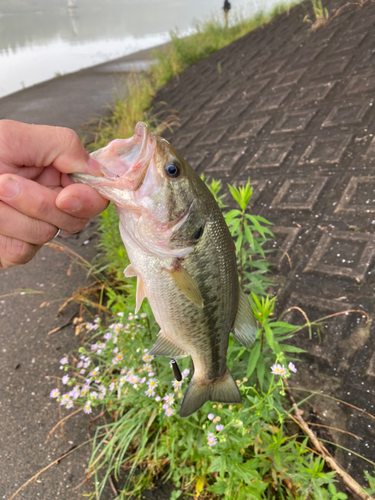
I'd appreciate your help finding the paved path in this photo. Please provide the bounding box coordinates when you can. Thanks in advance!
[157,0,375,488]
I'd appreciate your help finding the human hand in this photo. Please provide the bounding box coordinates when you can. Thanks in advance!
[0,120,108,268]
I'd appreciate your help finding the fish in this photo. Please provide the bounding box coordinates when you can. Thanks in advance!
[70,122,257,417]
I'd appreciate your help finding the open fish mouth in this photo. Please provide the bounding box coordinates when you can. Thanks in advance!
[89,122,155,189]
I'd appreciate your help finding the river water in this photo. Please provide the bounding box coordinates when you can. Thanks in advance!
[1,0,284,99]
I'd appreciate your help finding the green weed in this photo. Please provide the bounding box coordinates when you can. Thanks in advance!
[303,0,330,30]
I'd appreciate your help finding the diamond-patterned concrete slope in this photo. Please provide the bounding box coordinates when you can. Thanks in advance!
[155,0,375,485]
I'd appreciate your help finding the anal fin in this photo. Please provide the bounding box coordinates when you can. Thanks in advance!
[148,330,188,359]
[232,288,257,348]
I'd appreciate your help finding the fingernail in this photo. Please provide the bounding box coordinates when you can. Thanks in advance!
[0,178,20,199]
[57,196,82,213]
[87,156,103,175]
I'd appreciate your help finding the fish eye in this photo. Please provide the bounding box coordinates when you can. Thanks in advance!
[165,161,181,178]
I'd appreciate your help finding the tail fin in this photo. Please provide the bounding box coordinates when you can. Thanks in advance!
[179,369,241,418]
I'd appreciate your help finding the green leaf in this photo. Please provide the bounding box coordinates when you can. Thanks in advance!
[279,344,306,353]
[209,480,228,495]
[264,324,274,350]
[244,222,254,248]
[247,215,265,237]
[335,493,348,500]
[246,341,261,378]
[256,355,265,390]
[225,209,242,223]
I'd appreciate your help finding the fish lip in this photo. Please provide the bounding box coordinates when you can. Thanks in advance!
[68,172,118,187]
[89,122,155,190]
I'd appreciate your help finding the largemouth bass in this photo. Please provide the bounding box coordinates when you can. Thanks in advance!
[71,122,257,417]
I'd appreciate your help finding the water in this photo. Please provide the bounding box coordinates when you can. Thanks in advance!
[1,0,283,99]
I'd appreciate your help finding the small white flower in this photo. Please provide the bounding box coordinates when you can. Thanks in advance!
[113,323,123,334]
[172,379,183,389]
[62,375,70,385]
[271,364,287,376]
[50,388,60,398]
[69,387,80,400]
[145,387,155,397]
[83,402,92,414]
[80,385,89,396]
[60,393,71,404]
[207,432,217,446]
[288,362,297,373]
[163,393,174,405]
[147,378,158,389]
[142,354,154,363]
[90,367,100,377]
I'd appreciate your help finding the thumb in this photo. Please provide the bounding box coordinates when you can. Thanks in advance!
[0,120,102,175]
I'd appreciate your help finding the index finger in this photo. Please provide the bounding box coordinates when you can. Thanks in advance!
[0,120,102,177]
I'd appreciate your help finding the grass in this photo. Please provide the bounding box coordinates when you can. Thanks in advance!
[303,0,330,29]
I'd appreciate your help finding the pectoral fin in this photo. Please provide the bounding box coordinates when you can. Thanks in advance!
[124,264,136,277]
[165,264,204,308]
[135,275,147,314]
[148,330,188,359]
[232,288,257,348]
